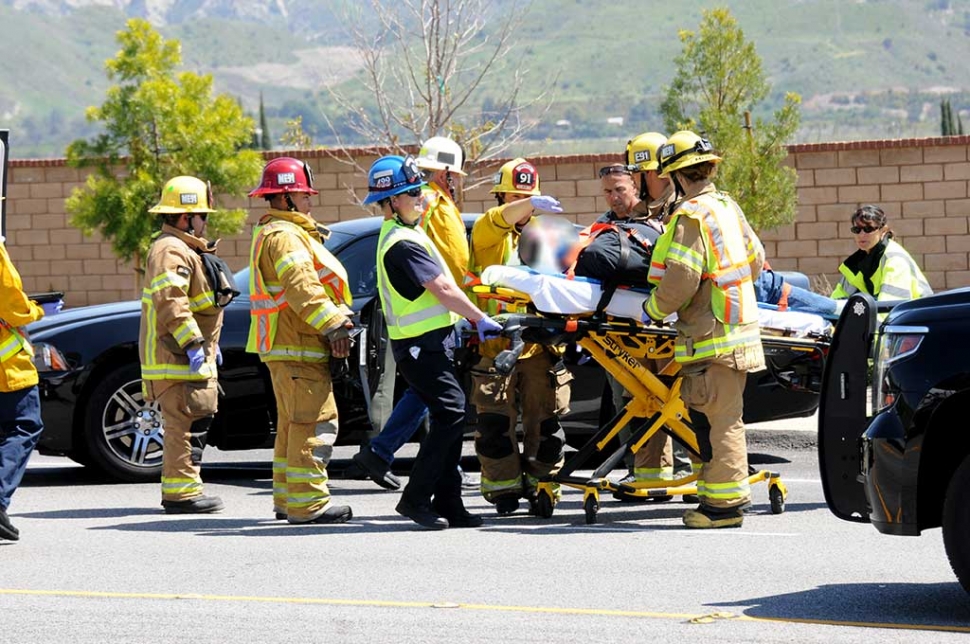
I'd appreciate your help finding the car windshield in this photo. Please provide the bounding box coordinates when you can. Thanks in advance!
[232,227,377,301]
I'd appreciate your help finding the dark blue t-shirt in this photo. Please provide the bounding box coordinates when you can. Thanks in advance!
[382,239,456,359]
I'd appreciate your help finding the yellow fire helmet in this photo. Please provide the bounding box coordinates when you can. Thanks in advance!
[657,130,722,177]
[148,176,216,214]
[489,158,541,196]
[625,131,668,172]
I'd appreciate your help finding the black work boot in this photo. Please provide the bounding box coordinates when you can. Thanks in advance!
[353,448,402,491]
[432,499,484,528]
[162,495,225,515]
[396,498,449,530]
[0,508,20,541]
[289,504,353,525]
[495,496,520,516]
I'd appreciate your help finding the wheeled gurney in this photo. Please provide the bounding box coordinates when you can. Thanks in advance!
[471,266,832,524]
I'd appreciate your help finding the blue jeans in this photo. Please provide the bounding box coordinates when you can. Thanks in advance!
[786,284,838,316]
[368,387,429,465]
[0,385,44,510]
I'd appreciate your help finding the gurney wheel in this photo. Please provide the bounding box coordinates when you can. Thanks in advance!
[535,491,555,519]
[769,486,785,515]
[583,496,599,525]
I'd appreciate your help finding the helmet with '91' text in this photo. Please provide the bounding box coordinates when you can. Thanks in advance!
[490,158,540,196]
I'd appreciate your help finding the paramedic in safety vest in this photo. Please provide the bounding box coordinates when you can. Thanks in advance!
[139,176,225,515]
[832,204,932,302]
[353,136,471,492]
[367,154,499,530]
[247,157,354,525]
[642,131,766,529]
[468,158,571,516]
[0,237,61,540]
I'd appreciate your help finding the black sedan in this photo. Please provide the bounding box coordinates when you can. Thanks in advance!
[28,215,821,482]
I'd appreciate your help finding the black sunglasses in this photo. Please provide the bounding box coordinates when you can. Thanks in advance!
[850,224,880,234]
[598,165,632,178]
[404,186,422,197]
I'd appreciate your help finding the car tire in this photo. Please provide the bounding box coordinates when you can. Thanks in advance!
[82,361,164,483]
[943,453,970,594]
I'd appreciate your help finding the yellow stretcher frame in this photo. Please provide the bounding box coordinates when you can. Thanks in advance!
[472,284,797,525]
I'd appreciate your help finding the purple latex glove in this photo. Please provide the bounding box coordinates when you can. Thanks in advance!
[475,315,504,343]
[186,345,206,373]
[530,195,563,213]
[41,300,64,316]
[215,345,223,367]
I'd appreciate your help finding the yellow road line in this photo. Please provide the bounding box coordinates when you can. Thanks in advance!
[0,588,967,634]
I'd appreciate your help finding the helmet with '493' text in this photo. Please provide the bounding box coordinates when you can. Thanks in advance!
[490,158,540,196]
[248,157,319,198]
[363,155,427,205]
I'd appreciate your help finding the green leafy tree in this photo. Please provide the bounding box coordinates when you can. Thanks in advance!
[259,92,271,150]
[65,19,263,276]
[942,99,954,136]
[660,7,801,232]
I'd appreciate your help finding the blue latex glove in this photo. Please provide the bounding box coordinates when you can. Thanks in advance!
[476,315,504,343]
[41,300,64,316]
[530,195,563,213]
[186,345,206,373]
[215,345,223,367]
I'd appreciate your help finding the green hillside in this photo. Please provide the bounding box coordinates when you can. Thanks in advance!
[3,0,970,158]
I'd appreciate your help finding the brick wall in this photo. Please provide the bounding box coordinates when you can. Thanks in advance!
[6,136,970,307]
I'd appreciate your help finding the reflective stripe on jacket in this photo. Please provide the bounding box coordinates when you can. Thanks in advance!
[246,210,352,363]
[832,238,932,302]
[0,242,43,392]
[377,219,459,340]
[644,186,764,365]
[138,225,223,383]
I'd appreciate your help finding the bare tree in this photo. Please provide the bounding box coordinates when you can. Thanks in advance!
[323,0,554,189]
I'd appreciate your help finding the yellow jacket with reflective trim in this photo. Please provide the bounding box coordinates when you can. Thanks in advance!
[0,242,44,392]
[420,182,470,286]
[468,204,544,361]
[644,184,765,369]
[246,209,352,363]
[831,238,932,302]
[138,225,223,390]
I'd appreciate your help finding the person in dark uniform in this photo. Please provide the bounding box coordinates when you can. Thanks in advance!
[364,154,502,530]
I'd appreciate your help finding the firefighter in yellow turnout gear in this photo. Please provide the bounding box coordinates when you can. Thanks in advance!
[139,176,225,514]
[642,131,766,529]
[247,157,353,525]
[469,158,572,515]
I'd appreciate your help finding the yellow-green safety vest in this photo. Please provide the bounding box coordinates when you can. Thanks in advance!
[377,219,459,340]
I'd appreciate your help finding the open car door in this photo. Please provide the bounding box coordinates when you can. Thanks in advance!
[818,292,878,522]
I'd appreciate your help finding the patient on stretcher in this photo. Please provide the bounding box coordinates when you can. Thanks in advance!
[497,216,833,338]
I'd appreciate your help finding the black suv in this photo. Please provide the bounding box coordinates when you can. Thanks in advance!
[819,290,970,594]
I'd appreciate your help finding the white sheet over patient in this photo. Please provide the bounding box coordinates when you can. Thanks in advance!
[479,265,830,338]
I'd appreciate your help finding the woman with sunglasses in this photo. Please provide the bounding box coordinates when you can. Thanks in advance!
[367,154,500,530]
[832,204,932,302]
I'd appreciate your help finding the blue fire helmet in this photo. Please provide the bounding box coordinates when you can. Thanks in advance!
[363,155,427,204]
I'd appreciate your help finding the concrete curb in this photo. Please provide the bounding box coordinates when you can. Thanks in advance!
[747,428,817,451]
